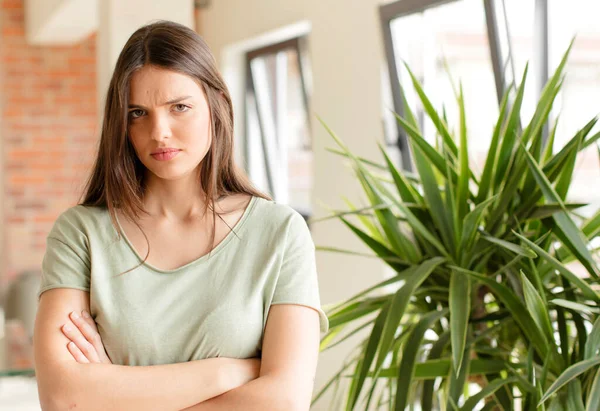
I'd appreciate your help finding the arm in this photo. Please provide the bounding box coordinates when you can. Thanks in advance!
[34,288,259,411]
[182,304,321,411]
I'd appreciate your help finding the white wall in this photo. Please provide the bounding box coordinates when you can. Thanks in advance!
[24,0,98,45]
[199,1,387,409]
[96,0,195,118]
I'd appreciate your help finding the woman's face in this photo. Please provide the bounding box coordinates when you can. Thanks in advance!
[127,65,211,182]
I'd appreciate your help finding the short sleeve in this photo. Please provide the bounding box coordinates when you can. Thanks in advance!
[38,209,91,300]
[271,212,329,333]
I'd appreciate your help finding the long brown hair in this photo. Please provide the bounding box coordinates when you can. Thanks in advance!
[81,20,270,267]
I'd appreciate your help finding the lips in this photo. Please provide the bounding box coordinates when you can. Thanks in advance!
[151,148,180,155]
[151,148,181,161]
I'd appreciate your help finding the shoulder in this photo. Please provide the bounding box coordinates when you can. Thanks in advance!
[252,196,306,226]
[250,196,311,242]
[49,205,110,240]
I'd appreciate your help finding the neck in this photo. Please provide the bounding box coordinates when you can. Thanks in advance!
[142,169,213,221]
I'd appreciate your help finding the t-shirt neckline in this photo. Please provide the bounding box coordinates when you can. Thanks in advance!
[114,195,259,274]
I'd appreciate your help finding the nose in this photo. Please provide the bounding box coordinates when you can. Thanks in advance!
[149,112,172,142]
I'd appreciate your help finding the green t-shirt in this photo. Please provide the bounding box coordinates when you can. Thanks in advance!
[38,196,329,366]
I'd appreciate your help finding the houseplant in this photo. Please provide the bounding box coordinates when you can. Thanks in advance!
[312,43,600,410]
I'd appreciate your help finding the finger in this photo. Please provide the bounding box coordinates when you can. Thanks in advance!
[62,322,100,363]
[67,341,90,364]
[70,311,108,362]
[73,311,111,364]
[70,311,101,346]
[81,310,99,333]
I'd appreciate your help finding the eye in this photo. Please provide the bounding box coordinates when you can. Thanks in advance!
[173,104,190,113]
[129,109,145,119]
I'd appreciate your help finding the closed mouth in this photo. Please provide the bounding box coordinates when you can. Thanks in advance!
[152,148,181,155]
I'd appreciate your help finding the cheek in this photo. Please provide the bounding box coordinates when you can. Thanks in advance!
[127,129,153,162]
[181,116,212,147]
[127,129,144,152]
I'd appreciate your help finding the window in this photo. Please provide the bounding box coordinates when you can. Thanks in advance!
[380,0,499,174]
[548,0,600,217]
[484,0,600,216]
[380,0,600,278]
[244,37,313,220]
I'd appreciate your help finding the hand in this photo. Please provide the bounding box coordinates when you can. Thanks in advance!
[61,310,112,364]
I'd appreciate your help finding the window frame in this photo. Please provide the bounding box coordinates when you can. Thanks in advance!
[244,36,313,221]
[379,0,549,168]
[379,0,458,171]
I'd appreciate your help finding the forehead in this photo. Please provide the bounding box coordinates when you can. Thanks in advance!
[129,65,203,103]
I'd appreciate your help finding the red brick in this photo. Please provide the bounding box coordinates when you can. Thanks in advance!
[7,217,25,224]
[54,96,84,105]
[7,188,25,197]
[32,81,65,91]
[2,26,24,36]
[10,176,47,185]
[28,163,65,171]
[5,163,26,171]
[71,83,95,92]
[33,242,47,250]
[33,214,58,224]
[6,10,22,22]
[68,56,95,65]
[0,0,98,278]
[35,191,65,198]
[3,107,24,117]
[8,150,46,159]
[1,0,22,10]
[5,136,25,145]
[14,201,47,210]
[8,95,44,105]
[32,136,66,146]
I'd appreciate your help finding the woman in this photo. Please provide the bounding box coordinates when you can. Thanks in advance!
[33,20,328,411]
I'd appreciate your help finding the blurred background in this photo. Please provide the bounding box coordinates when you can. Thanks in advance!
[0,0,598,409]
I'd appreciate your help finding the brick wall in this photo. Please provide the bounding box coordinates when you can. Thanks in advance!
[1,0,98,285]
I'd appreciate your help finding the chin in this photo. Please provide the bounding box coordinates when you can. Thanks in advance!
[146,165,199,181]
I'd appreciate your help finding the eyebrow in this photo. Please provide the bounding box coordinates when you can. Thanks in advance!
[128,95,192,109]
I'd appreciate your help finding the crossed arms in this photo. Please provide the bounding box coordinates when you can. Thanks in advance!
[33,288,321,411]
